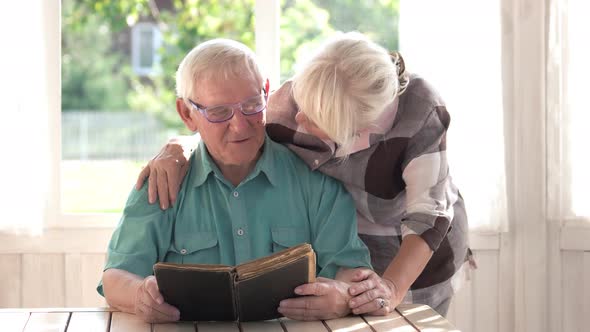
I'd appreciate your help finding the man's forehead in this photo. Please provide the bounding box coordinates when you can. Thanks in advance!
[192,76,260,104]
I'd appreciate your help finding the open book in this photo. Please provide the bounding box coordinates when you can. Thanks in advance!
[153,243,316,322]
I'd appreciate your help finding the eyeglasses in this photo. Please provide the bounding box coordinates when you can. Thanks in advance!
[187,87,269,123]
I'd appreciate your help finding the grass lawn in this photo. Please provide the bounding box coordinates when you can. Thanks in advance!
[61,160,147,213]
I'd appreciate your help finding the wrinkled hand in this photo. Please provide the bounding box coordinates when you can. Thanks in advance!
[278,277,352,320]
[134,276,180,323]
[347,269,400,316]
[135,142,189,210]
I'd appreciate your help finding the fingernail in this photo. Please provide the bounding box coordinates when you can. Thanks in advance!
[277,307,283,313]
[294,287,302,295]
[157,297,163,304]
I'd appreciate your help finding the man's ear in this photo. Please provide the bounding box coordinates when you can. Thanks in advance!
[176,98,199,132]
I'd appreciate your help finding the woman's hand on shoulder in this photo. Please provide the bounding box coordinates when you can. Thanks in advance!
[135,140,190,210]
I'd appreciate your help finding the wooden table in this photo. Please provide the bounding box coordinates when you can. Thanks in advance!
[0,304,459,331]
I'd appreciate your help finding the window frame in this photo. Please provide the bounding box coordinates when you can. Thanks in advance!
[48,0,505,249]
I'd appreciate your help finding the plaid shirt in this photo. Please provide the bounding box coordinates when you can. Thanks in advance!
[266,75,471,308]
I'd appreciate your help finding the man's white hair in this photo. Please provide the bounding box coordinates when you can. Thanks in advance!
[292,32,400,152]
[176,39,264,100]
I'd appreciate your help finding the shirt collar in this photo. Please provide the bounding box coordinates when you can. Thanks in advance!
[190,134,278,188]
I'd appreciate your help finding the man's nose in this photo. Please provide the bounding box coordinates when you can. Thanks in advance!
[228,107,251,131]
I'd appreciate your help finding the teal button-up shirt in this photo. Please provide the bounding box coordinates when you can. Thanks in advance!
[98,136,371,296]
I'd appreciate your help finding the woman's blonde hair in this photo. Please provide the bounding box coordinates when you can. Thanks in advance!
[176,39,264,100]
[292,32,404,152]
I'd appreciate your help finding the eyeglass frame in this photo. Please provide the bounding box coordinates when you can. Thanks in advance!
[186,79,270,123]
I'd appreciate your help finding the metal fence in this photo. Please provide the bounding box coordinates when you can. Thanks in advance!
[62,111,179,160]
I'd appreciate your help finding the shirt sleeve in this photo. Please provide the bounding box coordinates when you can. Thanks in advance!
[401,105,456,252]
[306,172,372,278]
[96,185,174,296]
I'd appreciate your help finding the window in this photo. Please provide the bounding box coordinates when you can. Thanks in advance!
[280,0,399,82]
[131,22,162,76]
[280,0,506,231]
[60,0,256,219]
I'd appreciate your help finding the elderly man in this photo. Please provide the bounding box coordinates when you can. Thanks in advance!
[97,39,371,323]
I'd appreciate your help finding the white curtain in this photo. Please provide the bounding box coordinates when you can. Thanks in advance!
[399,0,507,231]
[0,1,56,234]
[547,0,590,222]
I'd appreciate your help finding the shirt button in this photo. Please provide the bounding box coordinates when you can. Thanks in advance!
[180,249,188,255]
[237,228,244,236]
[314,159,319,166]
[233,191,239,198]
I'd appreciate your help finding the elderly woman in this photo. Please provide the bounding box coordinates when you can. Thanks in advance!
[138,32,472,318]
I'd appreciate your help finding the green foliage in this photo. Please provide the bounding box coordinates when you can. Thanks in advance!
[280,0,400,80]
[62,0,399,129]
[62,0,131,111]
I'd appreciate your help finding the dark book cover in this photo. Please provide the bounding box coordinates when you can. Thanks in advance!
[154,243,316,322]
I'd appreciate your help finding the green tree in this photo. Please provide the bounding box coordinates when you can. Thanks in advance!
[280,0,399,81]
[62,0,399,128]
[62,0,130,111]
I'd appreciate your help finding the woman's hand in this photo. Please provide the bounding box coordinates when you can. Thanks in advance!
[347,269,401,316]
[278,277,352,320]
[134,276,180,323]
[135,141,189,210]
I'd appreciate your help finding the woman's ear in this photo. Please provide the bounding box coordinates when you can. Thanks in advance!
[176,98,199,132]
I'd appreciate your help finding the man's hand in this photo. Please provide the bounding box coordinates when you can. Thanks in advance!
[134,276,180,323]
[347,269,400,316]
[277,277,352,321]
[135,142,189,210]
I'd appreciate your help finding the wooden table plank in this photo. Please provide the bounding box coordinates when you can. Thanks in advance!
[196,321,240,332]
[153,321,196,332]
[363,312,418,332]
[1,312,30,332]
[23,312,70,332]
[324,316,372,332]
[0,307,117,313]
[67,311,110,332]
[397,304,459,331]
[240,320,284,332]
[110,312,151,332]
[280,318,328,332]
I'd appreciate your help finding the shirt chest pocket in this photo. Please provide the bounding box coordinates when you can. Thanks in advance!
[271,227,310,253]
[169,231,220,264]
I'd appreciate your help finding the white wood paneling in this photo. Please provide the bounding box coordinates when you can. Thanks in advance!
[22,254,65,307]
[473,251,499,332]
[562,251,585,332]
[0,228,113,253]
[0,254,21,307]
[65,253,107,307]
[585,252,590,331]
[450,267,473,332]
